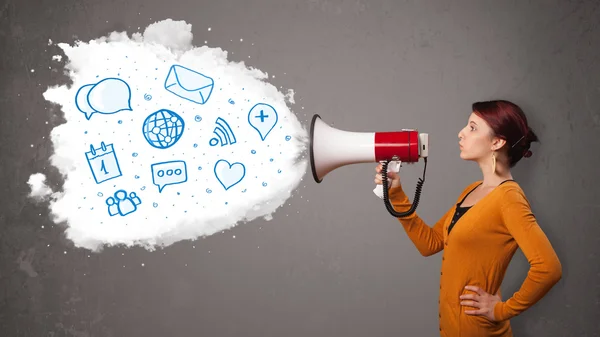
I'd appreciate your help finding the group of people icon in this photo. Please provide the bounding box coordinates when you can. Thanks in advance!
[106,189,142,216]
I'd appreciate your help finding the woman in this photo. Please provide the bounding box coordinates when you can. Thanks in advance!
[375,100,562,337]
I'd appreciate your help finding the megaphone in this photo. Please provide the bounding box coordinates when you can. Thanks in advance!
[309,114,429,217]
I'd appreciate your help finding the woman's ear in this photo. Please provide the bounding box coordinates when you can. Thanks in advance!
[491,137,507,151]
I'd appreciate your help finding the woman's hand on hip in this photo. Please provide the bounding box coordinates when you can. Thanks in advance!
[460,285,501,322]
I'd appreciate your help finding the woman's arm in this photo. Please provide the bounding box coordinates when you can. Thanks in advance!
[387,185,454,257]
[493,188,563,321]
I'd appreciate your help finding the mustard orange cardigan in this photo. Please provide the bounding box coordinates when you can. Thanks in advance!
[388,180,562,337]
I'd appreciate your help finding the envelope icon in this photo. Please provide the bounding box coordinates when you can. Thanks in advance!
[164,65,214,105]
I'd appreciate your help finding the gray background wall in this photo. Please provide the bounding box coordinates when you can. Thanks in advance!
[1,0,599,336]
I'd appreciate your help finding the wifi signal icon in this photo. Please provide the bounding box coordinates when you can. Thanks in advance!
[209,117,237,147]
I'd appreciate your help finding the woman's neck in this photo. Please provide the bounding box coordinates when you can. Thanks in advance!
[479,162,513,188]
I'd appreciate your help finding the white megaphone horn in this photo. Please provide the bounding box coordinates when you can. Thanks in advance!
[309,114,429,217]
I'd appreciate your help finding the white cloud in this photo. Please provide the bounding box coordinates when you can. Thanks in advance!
[32,19,308,252]
[27,173,54,201]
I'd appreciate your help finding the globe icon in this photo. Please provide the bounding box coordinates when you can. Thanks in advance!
[142,109,185,149]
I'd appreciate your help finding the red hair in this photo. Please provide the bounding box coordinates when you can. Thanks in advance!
[472,100,539,167]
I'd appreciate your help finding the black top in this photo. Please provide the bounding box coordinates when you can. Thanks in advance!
[447,180,514,234]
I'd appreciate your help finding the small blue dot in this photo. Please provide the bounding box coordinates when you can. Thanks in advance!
[153,202,158,208]
[135,175,140,179]
[285,136,291,141]
[251,150,256,154]
[118,120,123,124]
[198,166,202,170]
[206,188,212,194]
[193,143,198,148]
[97,192,103,197]
[262,182,267,187]
[269,158,274,162]
[132,152,138,157]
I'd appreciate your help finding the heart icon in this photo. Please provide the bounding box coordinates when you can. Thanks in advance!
[214,159,246,190]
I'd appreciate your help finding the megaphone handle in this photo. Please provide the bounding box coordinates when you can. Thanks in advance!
[381,157,428,218]
[373,160,402,199]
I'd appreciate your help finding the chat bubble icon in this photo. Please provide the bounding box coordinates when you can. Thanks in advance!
[151,160,188,193]
[75,77,132,120]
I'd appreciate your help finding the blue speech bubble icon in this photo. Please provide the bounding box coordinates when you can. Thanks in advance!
[248,103,278,141]
[75,77,132,120]
[151,160,188,193]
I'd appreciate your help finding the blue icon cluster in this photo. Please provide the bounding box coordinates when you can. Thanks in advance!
[77,64,280,217]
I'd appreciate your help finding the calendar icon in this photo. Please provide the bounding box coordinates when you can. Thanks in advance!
[85,142,122,184]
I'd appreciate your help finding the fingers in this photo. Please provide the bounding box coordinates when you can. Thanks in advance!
[464,308,487,315]
[374,170,397,178]
[375,164,399,186]
[460,293,483,309]
[375,174,394,183]
[459,294,478,301]
[460,300,479,307]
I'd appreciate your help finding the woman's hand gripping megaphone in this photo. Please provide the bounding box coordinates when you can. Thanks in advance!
[373,161,402,199]
[374,162,401,188]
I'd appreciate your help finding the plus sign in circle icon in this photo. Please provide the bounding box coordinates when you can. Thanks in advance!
[248,103,278,141]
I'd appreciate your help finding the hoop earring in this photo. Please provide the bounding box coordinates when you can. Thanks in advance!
[491,152,496,174]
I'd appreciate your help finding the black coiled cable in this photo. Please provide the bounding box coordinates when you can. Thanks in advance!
[381,157,427,218]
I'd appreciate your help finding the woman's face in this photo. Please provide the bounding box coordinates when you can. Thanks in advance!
[457,113,495,161]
